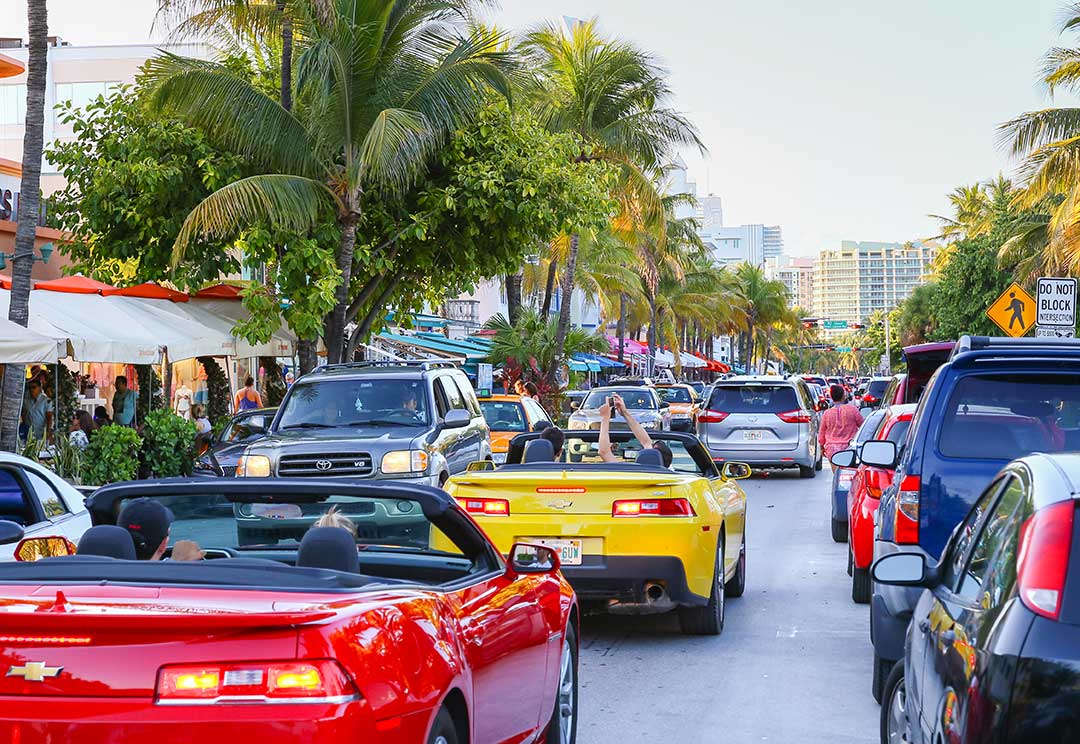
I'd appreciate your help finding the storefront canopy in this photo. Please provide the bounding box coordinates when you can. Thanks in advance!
[33,275,115,294]
[103,282,190,302]
[0,316,64,363]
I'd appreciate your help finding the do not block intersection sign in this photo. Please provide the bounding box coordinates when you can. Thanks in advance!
[1036,277,1077,337]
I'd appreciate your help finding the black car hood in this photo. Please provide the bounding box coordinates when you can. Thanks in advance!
[253,425,427,449]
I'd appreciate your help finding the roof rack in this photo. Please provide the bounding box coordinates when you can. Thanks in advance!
[952,335,1080,358]
[308,360,459,375]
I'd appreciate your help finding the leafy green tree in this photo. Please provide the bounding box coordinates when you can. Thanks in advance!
[931,232,1017,340]
[141,410,198,477]
[83,426,143,486]
[893,283,940,346]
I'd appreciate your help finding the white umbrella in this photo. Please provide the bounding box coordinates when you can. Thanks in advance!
[0,316,64,363]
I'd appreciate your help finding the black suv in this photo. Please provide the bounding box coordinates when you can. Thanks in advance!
[237,361,491,487]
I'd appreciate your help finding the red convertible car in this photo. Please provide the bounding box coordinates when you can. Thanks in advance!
[0,479,578,744]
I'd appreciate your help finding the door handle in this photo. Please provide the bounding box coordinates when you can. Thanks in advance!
[918,620,930,634]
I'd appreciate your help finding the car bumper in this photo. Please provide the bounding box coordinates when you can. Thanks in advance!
[562,555,708,607]
[871,538,927,660]
[706,447,813,469]
[669,417,694,432]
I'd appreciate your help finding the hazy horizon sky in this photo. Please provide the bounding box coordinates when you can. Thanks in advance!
[3,0,1077,256]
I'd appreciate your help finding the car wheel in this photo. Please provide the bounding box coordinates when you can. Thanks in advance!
[679,536,725,635]
[872,652,896,704]
[545,624,578,744]
[880,661,913,744]
[831,517,848,543]
[852,566,871,604]
[427,707,459,744]
[725,532,746,598]
[798,464,815,479]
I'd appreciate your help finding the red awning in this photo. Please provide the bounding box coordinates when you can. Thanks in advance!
[0,274,10,290]
[102,282,189,302]
[33,275,115,294]
[194,283,244,299]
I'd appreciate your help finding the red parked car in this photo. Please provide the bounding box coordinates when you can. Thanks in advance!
[833,404,916,604]
[0,479,579,744]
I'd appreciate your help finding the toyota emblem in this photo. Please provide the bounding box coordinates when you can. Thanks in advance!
[315,460,333,471]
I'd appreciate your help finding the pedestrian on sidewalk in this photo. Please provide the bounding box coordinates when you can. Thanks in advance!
[234,376,264,412]
[818,384,864,461]
[112,376,136,428]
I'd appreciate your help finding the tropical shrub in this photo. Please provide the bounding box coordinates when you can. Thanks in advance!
[198,356,231,423]
[141,410,197,478]
[83,425,143,486]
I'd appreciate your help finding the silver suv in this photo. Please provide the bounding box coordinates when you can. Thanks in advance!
[237,361,491,487]
[696,375,821,477]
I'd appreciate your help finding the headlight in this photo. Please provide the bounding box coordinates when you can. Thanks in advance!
[492,452,507,464]
[640,420,658,430]
[381,450,429,474]
[568,418,588,431]
[236,455,271,477]
[671,413,691,419]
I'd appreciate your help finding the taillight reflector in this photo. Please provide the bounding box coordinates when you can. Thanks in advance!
[895,474,920,544]
[156,660,357,705]
[699,411,729,423]
[776,409,812,424]
[1017,501,1074,621]
[461,497,510,516]
[612,498,696,517]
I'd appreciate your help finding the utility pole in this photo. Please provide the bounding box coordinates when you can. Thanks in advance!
[883,312,891,375]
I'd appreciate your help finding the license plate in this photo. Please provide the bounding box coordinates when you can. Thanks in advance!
[742,430,764,441]
[524,538,582,566]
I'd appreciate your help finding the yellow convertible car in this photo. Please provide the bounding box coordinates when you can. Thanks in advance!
[443,431,750,635]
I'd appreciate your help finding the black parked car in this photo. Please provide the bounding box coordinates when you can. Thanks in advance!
[873,452,1080,744]
[194,407,276,477]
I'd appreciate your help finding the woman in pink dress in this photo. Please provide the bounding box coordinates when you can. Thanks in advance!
[819,385,865,461]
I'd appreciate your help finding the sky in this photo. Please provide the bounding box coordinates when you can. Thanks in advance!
[2,0,1077,256]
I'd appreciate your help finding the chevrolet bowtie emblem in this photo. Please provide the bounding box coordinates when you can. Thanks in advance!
[7,661,63,682]
[547,499,573,509]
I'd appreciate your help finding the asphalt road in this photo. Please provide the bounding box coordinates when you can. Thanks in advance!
[576,466,880,744]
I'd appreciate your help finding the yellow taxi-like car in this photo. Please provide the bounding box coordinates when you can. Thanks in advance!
[654,384,702,432]
[444,430,750,635]
[476,394,553,464]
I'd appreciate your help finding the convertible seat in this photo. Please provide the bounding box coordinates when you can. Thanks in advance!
[296,527,360,573]
[76,525,137,560]
[523,438,555,463]
[635,448,665,467]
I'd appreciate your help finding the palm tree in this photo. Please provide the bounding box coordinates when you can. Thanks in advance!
[732,262,789,372]
[520,18,703,381]
[1,0,49,452]
[143,0,513,364]
[928,183,993,242]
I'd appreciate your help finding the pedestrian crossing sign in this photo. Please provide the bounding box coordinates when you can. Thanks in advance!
[986,283,1036,337]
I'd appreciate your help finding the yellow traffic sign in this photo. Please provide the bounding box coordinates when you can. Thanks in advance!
[986,283,1036,337]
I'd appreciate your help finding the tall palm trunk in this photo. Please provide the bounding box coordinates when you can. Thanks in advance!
[540,260,557,317]
[0,0,47,452]
[547,233,579,381]
[616,293,626,364]
[325,212,359,365]
[505,272,523,325]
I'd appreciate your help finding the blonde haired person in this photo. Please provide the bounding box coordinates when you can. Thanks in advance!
[314,506,358,537]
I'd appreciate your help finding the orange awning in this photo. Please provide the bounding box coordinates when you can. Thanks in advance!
[33,275,115,294]
[0,274,10,290]
[194,283,244,299]
[0,53,24,80]
[102,281,189,302]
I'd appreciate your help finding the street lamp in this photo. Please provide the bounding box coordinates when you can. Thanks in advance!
[0,242,53,271]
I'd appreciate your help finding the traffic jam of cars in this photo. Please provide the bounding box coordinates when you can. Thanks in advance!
[1,341,1079,743]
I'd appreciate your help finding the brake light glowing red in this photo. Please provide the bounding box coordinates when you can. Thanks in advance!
[1017,501,1074,621]
[698,410,729,423]
[776,409,811,424]
[461,498,510,516]
[612,498,696,517]
[895,474,920,544]
[156,660,356,704]
[0,635,91,645]
[536,487,587,494]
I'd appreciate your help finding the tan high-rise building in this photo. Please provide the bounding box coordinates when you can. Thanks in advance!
[813,241,937,331]
[765,255,815,311]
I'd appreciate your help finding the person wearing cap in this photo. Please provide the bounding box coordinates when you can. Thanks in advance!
[117,498,203,561]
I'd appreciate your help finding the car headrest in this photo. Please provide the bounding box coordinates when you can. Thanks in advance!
[635,448,665,467]
[523,438,556,463]
[296,527,359,573]
[76,525,137,560]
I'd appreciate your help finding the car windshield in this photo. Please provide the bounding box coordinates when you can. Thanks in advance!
[938,374,1080,459]
[708,385,799,414]
[657,387,694,404]
[583,389,657,410]
[561,435,702,475]
[277,379,430,428]
[480,401,527,432]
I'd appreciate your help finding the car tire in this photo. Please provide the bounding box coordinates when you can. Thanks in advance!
[544,623,578,744]
[679,537,725,636]
[798,464,815,479]
[880,661,912,744]
[872,652,895,704]
[847,541,854,577]
[831,518,847,543]
[852,566,871,604]
[427,707,459,744]
[725,532,746,598]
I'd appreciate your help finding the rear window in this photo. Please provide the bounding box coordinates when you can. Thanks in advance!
[938,374,1080,460]
[480,401,527,432]
[708,385,800,414]
[856,411,888,443]
[885,419,912,445]
[867,380,889,397]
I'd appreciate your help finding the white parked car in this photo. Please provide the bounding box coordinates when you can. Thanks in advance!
[0,452,92,561]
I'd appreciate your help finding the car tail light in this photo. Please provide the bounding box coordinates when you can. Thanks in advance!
[461,498,510,516]
[862,395,879,406]
[612,498,696,517]
[776,409,812,424]
[156,660,357,705]
[895,475,920,544]
[699,410,729,423]
[838,469,856,485]
[1017,501,1074,621]
[865,468,891,499]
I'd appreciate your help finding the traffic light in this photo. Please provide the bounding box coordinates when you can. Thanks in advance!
[850,323,865,330]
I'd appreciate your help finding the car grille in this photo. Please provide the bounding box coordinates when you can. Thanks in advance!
[278,453,374,477]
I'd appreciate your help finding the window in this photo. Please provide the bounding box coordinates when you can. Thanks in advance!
[0,84,26,125]
[480,401,527,432]
[0,469,31,526]
[956,477,1026,605]
[54,81,120,110]
[944,477,1005,592]
[437,377,466,411]
[26,470,67,520]
[524,397,551,424]
[708,384,799,414]
[657,387,693,404]
[583,389,658,411]
[453,377,481,416]
[277,379,430,428]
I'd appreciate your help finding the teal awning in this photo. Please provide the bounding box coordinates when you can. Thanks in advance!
[416,333,492,357]
[377,332,485,361]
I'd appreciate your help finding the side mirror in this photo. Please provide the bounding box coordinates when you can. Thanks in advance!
[830,449,858,469]
[721,462,752,480]
[814,401,827,412]
[442,409,471,429]
[871,552,938,588]
[14,535,76,562]
[506,542,560,576]
[246,415,268,435]
[860,440,897,469]
[0,519,25,546]
[467,460,495,472]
